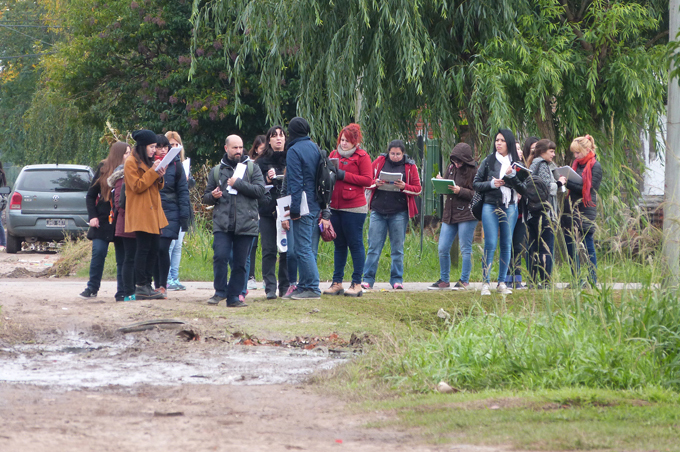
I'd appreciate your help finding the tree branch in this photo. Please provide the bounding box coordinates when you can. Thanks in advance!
[646,30,668,49]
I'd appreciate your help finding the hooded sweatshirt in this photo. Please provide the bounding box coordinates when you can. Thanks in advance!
[441,143,478,224]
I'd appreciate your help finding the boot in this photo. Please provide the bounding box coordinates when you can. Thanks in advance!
[323,282,344,296]
[135,284,164,300]
[344,282,363,297]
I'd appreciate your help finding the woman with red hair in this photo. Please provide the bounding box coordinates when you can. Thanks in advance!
[561,134,602,288]
[323,123,373,297]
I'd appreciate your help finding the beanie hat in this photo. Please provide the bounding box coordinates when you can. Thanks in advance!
[132,129,157,147]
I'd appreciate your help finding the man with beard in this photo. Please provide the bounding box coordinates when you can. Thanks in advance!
[203,135,265,307]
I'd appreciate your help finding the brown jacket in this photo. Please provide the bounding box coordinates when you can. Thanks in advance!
[441,143,477,224]
[124,156,168,234]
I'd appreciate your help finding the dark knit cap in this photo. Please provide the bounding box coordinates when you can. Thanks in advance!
[287,117,310,142]
[132,129,157,147]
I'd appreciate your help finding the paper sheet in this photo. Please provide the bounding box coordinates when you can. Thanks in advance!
[377,171,403,191]
[156,146,181,171]
[182,157,190,180]
[227,162,248,195]
[276,192,309,218]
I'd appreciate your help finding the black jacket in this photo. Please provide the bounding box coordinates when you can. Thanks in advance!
[202,155,265,236]
[561,160,602,234]
[473,154,526,207]
[159,155,191,240]
[255,150,287,217]
[85,166,115,242]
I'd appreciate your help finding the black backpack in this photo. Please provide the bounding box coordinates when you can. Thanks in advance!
[524,162,551,213]
[315,147,336,209]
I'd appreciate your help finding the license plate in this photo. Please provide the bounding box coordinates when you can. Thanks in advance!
[46,219,67,228]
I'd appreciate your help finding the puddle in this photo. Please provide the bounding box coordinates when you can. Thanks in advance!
[0,332,348,389]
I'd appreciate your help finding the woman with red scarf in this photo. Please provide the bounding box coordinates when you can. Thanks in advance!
[560,134,602,287]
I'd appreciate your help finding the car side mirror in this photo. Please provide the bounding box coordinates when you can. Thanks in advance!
[0,186,10,195]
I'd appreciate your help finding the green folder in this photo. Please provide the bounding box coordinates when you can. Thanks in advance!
[431,178,456,194]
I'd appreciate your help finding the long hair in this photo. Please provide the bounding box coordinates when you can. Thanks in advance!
[165,131,185,161]
[526,139,556,167]
[133,142,154,168]
[258,126,287,160]
[248,135,267,160]
[96,142,129,201]
[0,161,6,187]
[522,136,539,162]
[570,134,596,156]
[495,129,520,163]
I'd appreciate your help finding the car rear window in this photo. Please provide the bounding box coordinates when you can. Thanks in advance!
[17,170,92,192]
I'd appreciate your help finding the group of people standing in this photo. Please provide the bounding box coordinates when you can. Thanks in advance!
[79,130,192,301]
[77,120,600,304]
[431,129,601,295]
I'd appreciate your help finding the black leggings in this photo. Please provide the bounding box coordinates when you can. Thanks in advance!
[135,231,159,287]
[154,237,173,289]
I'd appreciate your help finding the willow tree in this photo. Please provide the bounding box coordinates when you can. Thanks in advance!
[192,0,669,201]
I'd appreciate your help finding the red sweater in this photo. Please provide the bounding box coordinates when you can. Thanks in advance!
[367,154,422,218]
[329,148,373,209]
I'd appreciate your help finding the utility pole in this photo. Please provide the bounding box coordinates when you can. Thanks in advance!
[664,0,680,286]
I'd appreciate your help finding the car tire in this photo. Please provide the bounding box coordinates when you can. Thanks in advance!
[6,233,22,254]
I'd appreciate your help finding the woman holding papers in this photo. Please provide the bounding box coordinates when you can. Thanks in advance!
[152,134,190,297]
[473,129,526,296]
[323,123,373,297]
[428,143,478,291]
[525,139,566,287]
[165,131,195,291]
[561,134,602,287]
[362,140,422,290]
[124,129,168,300]
[255,126,290,299]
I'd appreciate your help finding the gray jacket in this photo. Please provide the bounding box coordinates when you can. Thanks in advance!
[202,155,265,236]
[528,157,558,221]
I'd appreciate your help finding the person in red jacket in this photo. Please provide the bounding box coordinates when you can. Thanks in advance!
[361,140,421,290]
[323,123,373,297]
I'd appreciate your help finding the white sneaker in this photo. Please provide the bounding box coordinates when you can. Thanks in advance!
[247,277,257,290]
[481,283,491,296]
[497,282,512,295]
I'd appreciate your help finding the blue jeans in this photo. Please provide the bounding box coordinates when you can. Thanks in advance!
[481,203,518,284]
[285,219,298,284]
[438,219,478,284]
[0,215,6,247]
[168,229,186,282]
[293,210,320,293]
[564,226,597,285]
[213,232,253,303]
[362,210,409,287]
[87,238,110,293]
[330,210,366,284]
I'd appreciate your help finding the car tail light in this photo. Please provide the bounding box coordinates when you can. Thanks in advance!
[9,191,22,210]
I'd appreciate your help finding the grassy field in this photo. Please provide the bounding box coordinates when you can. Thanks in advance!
[63,221,679,451]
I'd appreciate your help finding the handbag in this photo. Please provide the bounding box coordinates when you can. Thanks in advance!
[470,191,484,221]
[319,217,336,242]
[86,226,97,240]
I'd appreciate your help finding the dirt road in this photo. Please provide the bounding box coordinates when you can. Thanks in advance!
[0,250,511,452]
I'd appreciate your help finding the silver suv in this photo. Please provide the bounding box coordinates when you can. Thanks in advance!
[4,164,93,253]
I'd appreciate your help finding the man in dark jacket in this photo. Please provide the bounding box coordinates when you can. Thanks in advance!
[285,117,322,299]
[203,134,265,307]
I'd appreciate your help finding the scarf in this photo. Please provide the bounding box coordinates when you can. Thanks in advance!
[338,147,356,158]
[495,151,513,207]
[572,151,596,207]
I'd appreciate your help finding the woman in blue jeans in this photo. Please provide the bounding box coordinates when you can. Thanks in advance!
[429,142,478,290]
[473,129,526,296]
[362,140,422,290]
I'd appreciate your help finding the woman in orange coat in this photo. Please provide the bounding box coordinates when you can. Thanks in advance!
[124,129,168,300]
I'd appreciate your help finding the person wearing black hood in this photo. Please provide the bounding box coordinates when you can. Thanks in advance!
[255,126,290,299]
[429,142,478,290]
[203,134,265,307]
[473,129,526,296]
[284,117,322,300]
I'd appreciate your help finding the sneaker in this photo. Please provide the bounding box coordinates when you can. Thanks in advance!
[207,294,226,305]
[266,292,277,300]
[451,281,469,291]
[227,300,248,308]
[513,282,527,290]
[344,282,363,297]
[291,290,321,300]
[282,285,298,299]
[497,282,512,295]
[392,283,404,290]
[123,295,136,301]
[115,295,125,302]
[156,287,168,299]
[481,283,491,296]
[239,294,246,302]
[428,280,450,290]
[360,282,372,290]
[79,288,97,298]
[247,277,257,290]
[323,282,344,296]
[135,284,165,300]
[167,280,182,291]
